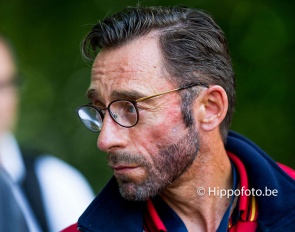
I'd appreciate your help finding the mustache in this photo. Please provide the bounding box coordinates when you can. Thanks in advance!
[107,152,146,166]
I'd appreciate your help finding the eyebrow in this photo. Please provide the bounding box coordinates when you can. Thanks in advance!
[110,90,146,100]
[87,88,100,101]
[86,88,147,102]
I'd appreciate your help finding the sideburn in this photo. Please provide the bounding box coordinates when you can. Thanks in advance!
[180,91,195,127]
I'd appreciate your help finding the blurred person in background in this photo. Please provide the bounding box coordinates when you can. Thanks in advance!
[0,35,95,232]
[0,165,41,232]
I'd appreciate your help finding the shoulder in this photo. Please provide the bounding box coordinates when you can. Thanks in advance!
[34,155,95,231]
[34,154,94,200]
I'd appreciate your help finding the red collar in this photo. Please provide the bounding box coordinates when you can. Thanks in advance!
[227,152,258,224]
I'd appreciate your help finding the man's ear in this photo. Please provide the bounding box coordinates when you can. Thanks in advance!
[198,85,228,132]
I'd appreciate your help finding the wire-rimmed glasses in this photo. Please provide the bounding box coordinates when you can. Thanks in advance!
[76,82,208,132]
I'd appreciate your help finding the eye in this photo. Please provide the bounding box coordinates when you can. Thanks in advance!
[127,104,136,113]
[120,101,136,114]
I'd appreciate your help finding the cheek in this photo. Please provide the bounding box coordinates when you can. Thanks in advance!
[140,112,185,150]
[129,100,186,154]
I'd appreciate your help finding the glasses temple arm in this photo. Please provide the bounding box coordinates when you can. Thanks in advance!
[136,82,208,102]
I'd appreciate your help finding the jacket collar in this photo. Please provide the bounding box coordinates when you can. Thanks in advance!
[78,176,145,232]
[226,131,295,230]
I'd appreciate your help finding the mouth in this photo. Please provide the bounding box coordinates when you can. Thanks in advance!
[111,165,139,173]
[107,153,146,178]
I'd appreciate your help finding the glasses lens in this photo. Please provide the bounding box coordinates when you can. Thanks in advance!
[109,100,138,127]
[77,106,102,132]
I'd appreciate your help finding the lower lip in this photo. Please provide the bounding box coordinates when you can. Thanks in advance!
[114,167,138,173]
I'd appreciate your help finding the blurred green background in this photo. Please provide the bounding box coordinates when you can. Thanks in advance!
[1,0,294,193]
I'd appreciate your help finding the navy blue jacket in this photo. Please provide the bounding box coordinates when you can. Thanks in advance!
[77,131,295,231]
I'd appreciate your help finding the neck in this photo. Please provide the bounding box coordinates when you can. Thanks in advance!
[160,133,233,232]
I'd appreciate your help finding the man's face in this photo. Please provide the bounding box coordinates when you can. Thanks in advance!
[88,33,199,201]
[0,42,18,134]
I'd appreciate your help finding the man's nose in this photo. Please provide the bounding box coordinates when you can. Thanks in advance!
[97,113,127,152]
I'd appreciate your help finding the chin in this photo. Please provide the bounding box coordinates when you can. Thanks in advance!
[118,182,148,201]
[117,176,165,201]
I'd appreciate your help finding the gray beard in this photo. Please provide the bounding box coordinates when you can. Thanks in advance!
[107,128,199,201]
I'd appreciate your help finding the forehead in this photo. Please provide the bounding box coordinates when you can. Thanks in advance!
[88,33,172,101]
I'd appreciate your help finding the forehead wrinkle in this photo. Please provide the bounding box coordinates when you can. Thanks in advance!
[92,51,143,82]
[88,32,173,104]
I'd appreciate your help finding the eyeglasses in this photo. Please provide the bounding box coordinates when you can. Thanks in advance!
[76,82,208,132]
